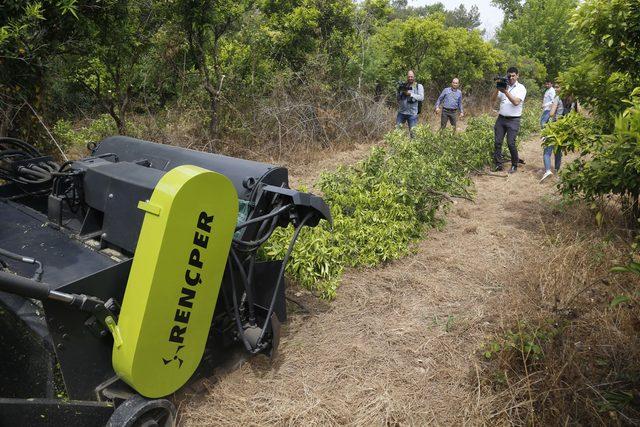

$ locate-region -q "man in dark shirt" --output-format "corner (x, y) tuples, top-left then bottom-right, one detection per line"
(434, 78), (464, 131)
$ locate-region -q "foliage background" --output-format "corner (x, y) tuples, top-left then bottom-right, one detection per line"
(1, 0), (567, 155)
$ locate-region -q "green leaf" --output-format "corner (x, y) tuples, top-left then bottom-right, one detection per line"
(595, 211), (603, 227)
(610, 295), (630, 307)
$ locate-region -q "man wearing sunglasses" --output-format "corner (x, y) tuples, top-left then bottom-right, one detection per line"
(490, 67), (527, 173)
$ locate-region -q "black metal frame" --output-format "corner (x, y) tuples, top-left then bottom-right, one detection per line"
(0, 136), (331, 425)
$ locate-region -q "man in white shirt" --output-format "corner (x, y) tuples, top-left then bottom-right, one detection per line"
(490, 66), (527, 173)
(540, 80), (556, 128)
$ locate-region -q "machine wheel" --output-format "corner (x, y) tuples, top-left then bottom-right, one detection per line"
(107, 394), (176, 427)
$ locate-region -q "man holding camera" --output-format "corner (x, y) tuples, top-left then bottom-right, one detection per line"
(490, 67), (527, 173)
(396, 70), (424, 137)
(434, 78), (464, 131)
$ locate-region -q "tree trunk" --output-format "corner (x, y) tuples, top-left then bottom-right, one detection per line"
(633, 192), (640, 228)
(108, 105), (127, 135)
(202, 77), (218, 139)
(208, 94), (218, 138)
(0, 106), (11, 137)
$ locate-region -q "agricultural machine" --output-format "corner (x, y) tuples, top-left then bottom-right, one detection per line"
(0, 136), (331, 425)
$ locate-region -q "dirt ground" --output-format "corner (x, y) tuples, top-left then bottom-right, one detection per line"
(179, 132), (559, 425)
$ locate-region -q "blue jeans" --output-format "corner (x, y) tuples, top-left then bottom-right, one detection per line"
(543, 145), (562, 171)
(540, 110), (551, 128)
(396, 113), (418, 137)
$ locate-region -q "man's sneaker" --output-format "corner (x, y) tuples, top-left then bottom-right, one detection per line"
(495, 165), (504, 172)
(509, 165), (517, 174)
(540, 170), (553, 183)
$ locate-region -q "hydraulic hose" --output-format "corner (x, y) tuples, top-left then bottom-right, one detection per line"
(235, 204), (293, 231)
(227, 259), (253, 352)
(0, 247), (44, 281)
(0, 137), (40, 157)
(257, 212), (313, 346)
(230, 249), (256, 326)
(233, 213), (280, 249)
(0, 137), (59, 186)
(0, 270), (50, 300)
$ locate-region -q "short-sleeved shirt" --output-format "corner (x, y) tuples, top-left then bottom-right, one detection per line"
(551, 96), (564, 120)
(542, 87), (556, 111)
(498, 82), (527, 117)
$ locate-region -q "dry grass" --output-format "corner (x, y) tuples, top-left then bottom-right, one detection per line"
(475, 199), (640, 425)
(177, 133), (639, 426)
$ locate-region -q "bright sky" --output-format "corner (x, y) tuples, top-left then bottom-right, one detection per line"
(409, 0), (504, 38)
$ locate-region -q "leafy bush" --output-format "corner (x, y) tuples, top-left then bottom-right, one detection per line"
(367, 15), (502, 94)
(264, 112), (537, 298)
(53, 114), (118, 150)
(550, 89), (640, 222)
(559, 0), (640, 120)
(541, 112), (604, 154)
(482, 320), (561, 368)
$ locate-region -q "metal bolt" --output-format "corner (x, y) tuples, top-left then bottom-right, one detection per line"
(61, 333), (69, 340)
(108, 193), (114, 199)
(56, 343), (64, 351)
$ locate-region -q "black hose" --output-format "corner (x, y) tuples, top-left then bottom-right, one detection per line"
(0, 270), (50, 300)
(1, 137), (59, 187)
(227, 259), (253, 352)
(232, 214), (280, 251)
(0, 137), (41, 157)
(246, 255), (257, 325)
(235, 204), (293, 231)
(0, 149), (28, 159)
(58, 160), (75, 172)
(230, 249), (256, 326)
(0, 247), (45, 282)
(257, 212), (313, 345)
(18, 166), (50, 179)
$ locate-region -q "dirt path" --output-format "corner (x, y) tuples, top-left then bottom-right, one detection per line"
(181, 133), (556, 425)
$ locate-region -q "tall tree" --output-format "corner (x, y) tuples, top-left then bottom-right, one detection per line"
(495, 0), (582, 80)
(175, 0), (255, 137)
(0, 0), (79, 137)
(68, 0), (163, 134)
(491, 0), (523, 21)
(445, 5), (481, 30)
(367, 15), (501, 92)
(560, 0), (640, 119)
(390, 2), (445, 20)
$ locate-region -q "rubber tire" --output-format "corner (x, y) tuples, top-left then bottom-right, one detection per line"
(107, 395), (176, 427)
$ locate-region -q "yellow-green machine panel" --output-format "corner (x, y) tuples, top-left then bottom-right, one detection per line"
(112, 165), (238, 398)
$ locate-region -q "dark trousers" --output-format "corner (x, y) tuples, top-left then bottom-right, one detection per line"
(494, 115), (521, 167)
(440, 108), (458, 129)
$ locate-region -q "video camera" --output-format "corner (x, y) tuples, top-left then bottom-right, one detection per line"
(397, 81), (415, 102)
(495, 76), (509, 90)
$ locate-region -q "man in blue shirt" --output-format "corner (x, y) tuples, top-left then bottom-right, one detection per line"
(396, 70), (424, 138)
(434, 78), (464, 131)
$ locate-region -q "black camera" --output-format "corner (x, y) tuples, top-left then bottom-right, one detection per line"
(397, 81), (410, 93)
(397, 81), (415, 102)
(495, 76), (508, 90)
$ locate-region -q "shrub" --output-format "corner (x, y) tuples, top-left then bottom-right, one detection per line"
(264, 111), (537, 298)
(53, 114), (118, 150)
(544, 89), (640, 223)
